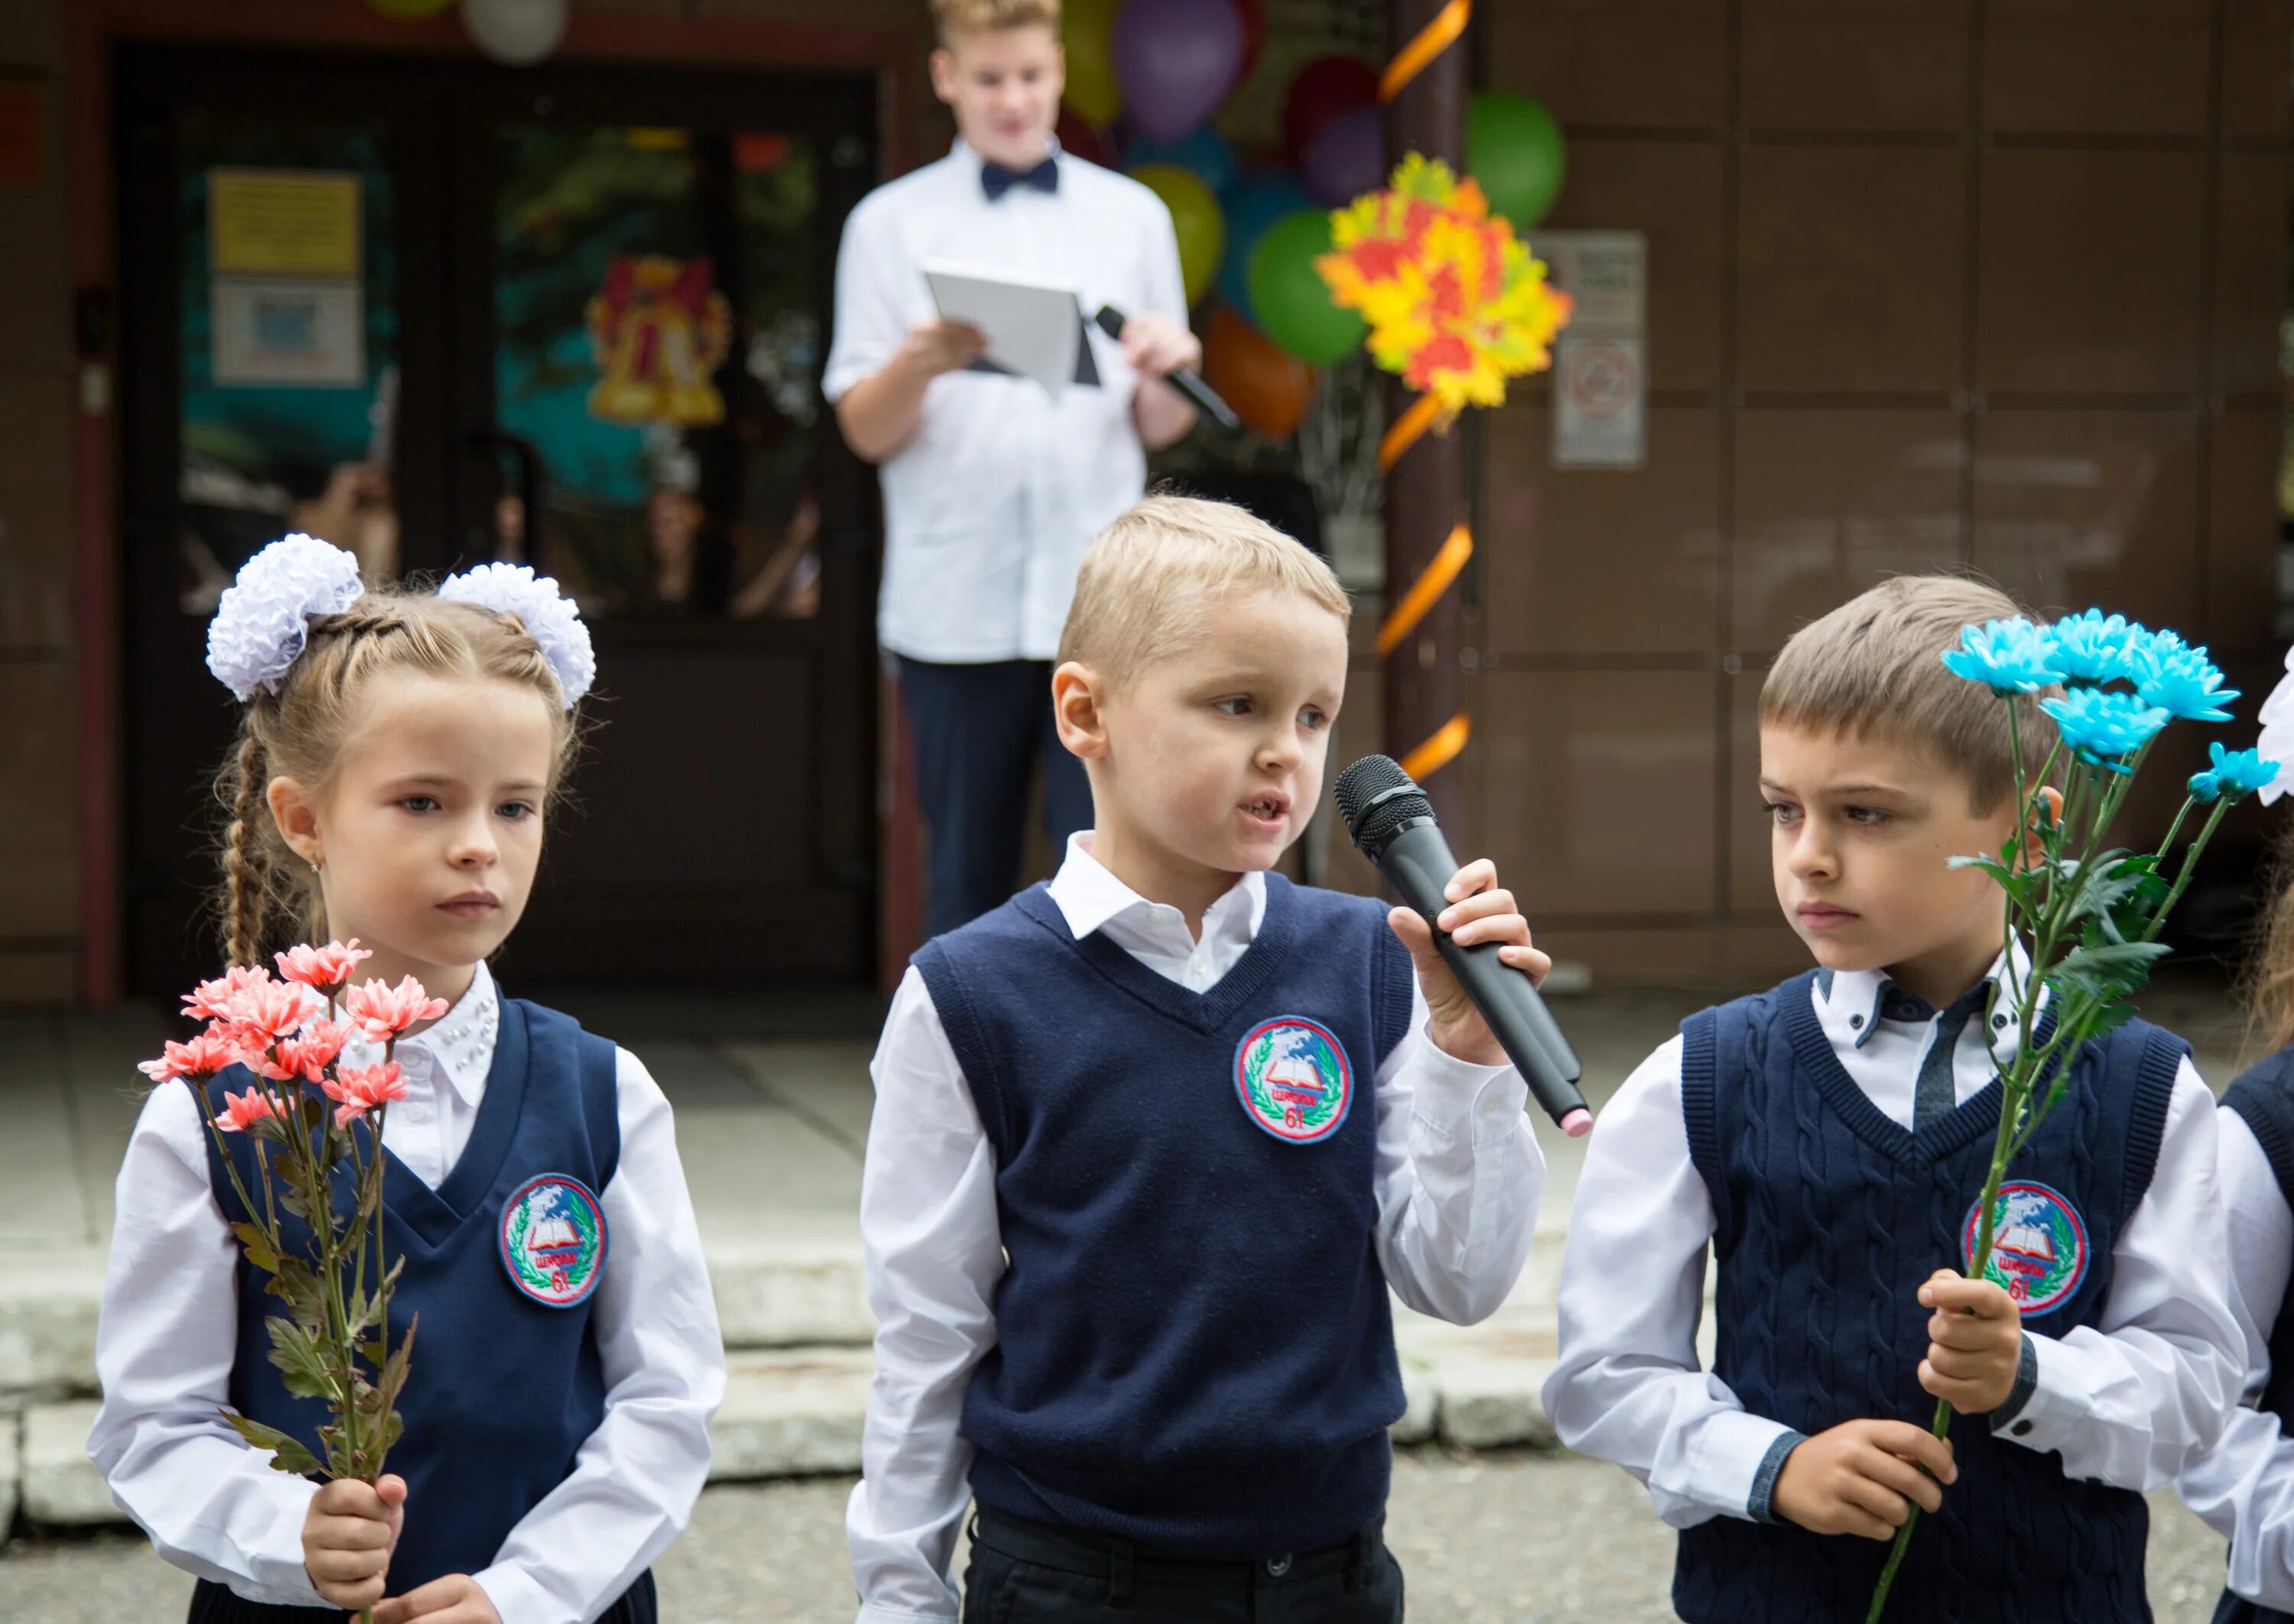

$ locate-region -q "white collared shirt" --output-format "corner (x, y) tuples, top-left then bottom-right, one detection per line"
(2175, 1106), (2294, 1607)
(822, 140), (1188, 664)
(88, 961), (727, 1624)
(1542, 956), (2240, 1529)
(846, 835), (1548, 1624)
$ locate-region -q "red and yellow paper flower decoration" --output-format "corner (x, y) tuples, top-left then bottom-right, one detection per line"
(1314, 154), (1572, 427)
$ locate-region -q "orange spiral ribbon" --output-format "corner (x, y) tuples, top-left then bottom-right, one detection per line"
(1379, 0), (1474, 782)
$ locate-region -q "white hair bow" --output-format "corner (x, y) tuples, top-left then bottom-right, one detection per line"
(2255, 647), (2294, 807)
(437, 562), (596, 707)
(205, 534), (366, 701)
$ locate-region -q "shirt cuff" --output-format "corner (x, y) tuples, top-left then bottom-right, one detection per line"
(1749, 1430), (1808, 1525)
(1992, 1331), (2082, 1452)
(473, 1561), (564, 1624)
(1681, 1408), (1806, 1525)
(856, 1606), (960, 1624)
(1412, 1020), (1530, 1145)
(242, 1482), (331, 1607)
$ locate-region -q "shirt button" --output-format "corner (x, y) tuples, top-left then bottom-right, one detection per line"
(2011, 1420), (2033, 1437)
(1850, 1015), (1863, 1028)
(1266, 1554), (1292, 1577)
(1993, 1014), (2010, 1029)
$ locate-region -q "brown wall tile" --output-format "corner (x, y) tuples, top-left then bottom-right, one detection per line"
(1488, 0), (1730, 132)
(2208, 410), (2283, 656)
(0, 0), (60, 71)
(0, 465), (73, 651)
(1534, 925), (1720, 984)
(1982, 0), (2213, 137)
(1740, 0), (1973, 134)
(1727, 667), (1776, 915)
(0, 76), (68, 378)
(0, 950), (74, 1007)
(1737, 145), (1966, 395)
(0, 658), (76, 937)
(2225, 0), (2294, 141)
(1969, 411), (2201, 627)
(1977, 150), (2206, 396)
(1484, 405), (1722, 657)
(2216, 151), (2289, 399)
(1535, 140), (1728, 394)
(1732, 408), (1966, 651)
(1478, 668), (1717, 918)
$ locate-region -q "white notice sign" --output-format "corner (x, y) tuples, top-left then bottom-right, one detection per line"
(1537, 230), (1647, 469)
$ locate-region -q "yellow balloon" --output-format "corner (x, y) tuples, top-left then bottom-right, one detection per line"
(367, 0), (457, 17)
(1130, 163), (1224, 307)
(1062, 0), (1124, 127)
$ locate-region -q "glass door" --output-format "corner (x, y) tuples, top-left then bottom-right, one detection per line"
(116, 49), (879, 996)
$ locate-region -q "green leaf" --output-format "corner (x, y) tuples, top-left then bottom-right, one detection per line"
(229, 1221), (281, 1275)
(2045, 941), (2171, 1004)
(222, 1411), (323, 1476)
(264, 1315), (338, 1402)
(2084, 1001), (2141, 1038)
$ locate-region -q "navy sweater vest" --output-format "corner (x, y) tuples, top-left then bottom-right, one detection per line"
(915, 875), (1416, 1557)
(2214, 1048), (2294, 1624)
(201, 998), (620, 1596)
(1672, 971), (2182, 1624)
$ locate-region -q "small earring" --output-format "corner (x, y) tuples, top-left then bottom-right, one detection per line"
(307, 856), (323, 875)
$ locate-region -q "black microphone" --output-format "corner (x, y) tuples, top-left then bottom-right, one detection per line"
(1093, 304), (1242, 432)
(1334, 755), (1593, 1138)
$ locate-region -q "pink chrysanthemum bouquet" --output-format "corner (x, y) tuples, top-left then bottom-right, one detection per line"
(140, 941), (442, 1557)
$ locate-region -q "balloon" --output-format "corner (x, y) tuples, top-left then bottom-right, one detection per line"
(1130, 164), (1225, 307)
(1203, 305), (1317, 438)
(1234, 0), (1267, 83)
(1216, 171), (1312, 321)
(367, 0), (455, 16)
(1469, 91), (1566, 229)
(1281, 55), (1379, 166)
(1061, 0), (1124, 127)
(1123, 126), (1237, 196)
(1114, 0), (1244, 144)
(1301, 105), (1383, 206)
(462, 0), (567, 64)
(1247, 209), (1366, 366)
(1056, 107), (1119, 169)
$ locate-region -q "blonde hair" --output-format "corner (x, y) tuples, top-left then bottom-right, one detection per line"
(930, 0), (1058, 47)
(215, 590), (581, 969)
(2247, 829), (2294, 1055)
(1760, 575), (2057, 813)
(1058, 494), (1351, 687)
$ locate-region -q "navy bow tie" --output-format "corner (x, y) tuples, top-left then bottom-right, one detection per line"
(981, 157), (1059, 200)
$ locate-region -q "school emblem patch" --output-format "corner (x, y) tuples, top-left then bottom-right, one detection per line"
(1961, 1180), (2089, 1317)
(499, 1173), (608, 1308)
(1234, 1017), (1353, 1144)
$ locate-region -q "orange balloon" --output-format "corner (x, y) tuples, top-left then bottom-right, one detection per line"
(1202, 306), (1318, 439)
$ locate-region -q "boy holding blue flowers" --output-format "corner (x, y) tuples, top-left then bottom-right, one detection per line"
(1544, 577), (2241, 1623)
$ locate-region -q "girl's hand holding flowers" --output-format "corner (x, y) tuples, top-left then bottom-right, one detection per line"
(373, 1573), (504, 1624)
(301, 1473), (406, 1612)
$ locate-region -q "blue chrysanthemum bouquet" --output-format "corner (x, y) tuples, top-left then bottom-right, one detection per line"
(1865, 611), (2278, 1619)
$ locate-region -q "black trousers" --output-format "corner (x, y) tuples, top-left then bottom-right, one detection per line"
(961, 1507), (1404, 1623)
(897, 656), (1095, 940)
(188, 1570), (657, 1622)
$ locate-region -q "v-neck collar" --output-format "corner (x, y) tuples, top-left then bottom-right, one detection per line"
(1782, 969), (2021, 1164)
(375, 996), (532, 1249)
(1015, 874), (1301, 1034)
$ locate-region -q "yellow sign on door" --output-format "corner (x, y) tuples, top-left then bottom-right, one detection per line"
(210, 169), (362, 278)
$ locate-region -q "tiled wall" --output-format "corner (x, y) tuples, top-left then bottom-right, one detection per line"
(0, 0), (78, 1006)
(1331, 0), (2292, 984)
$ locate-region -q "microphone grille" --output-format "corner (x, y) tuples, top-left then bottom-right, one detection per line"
(1334, 754), (1434, 850)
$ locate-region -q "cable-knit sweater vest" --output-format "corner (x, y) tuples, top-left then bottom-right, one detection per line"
(1672, 971), (2182, 1623)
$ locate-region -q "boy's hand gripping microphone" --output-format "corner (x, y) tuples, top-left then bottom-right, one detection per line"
(1334, 754), (1594, 1138)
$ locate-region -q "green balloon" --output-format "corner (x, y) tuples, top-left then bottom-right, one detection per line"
(1469, 91), (1565, 229)
(1246, 209), (1366, 368)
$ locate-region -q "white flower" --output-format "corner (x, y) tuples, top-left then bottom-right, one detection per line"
(2256, 645), (2294, 806)
(205, 534), (365, 700)
(437, 563), (595, 706)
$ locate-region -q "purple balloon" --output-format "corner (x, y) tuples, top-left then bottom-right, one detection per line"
(1301, 105), (1384, 206)
(1113, 0), (1245, 145)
